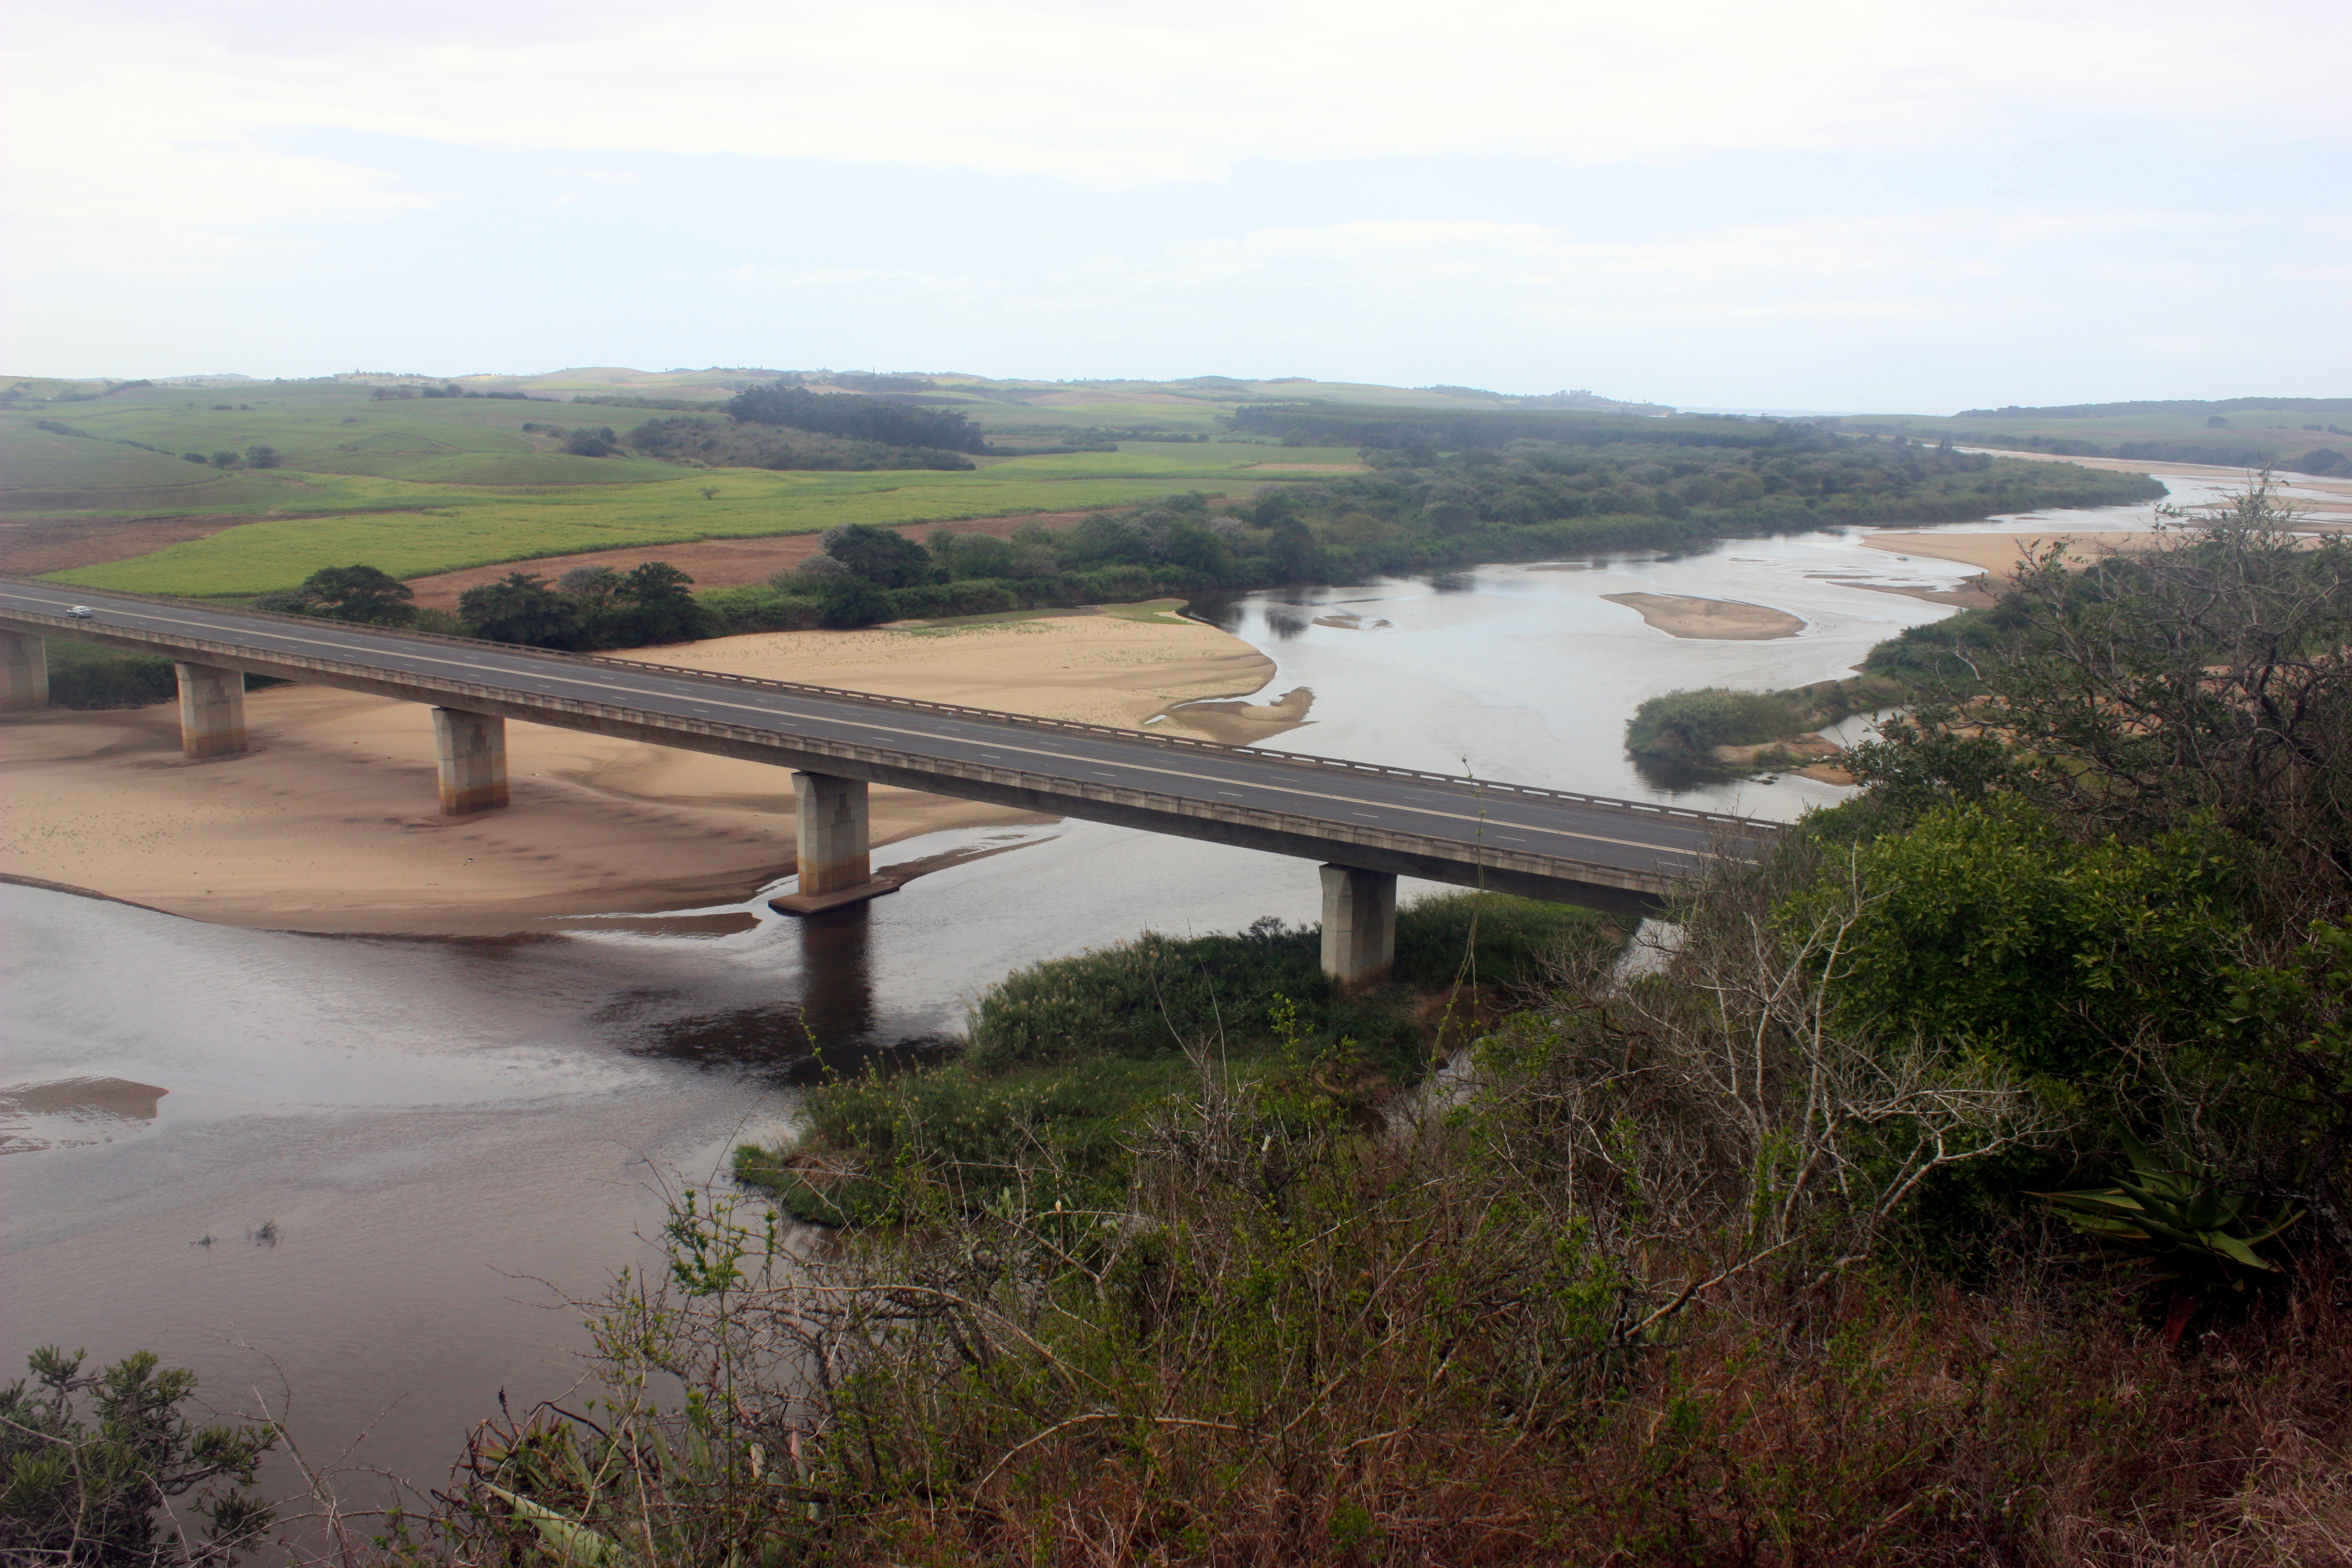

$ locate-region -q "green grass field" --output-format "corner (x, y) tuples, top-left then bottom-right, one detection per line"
(13, 381), (1358, 595)
(9, 370), (1692, 598)
(1841, 401), (2349, 469)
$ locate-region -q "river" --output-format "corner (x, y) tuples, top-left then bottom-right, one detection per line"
(0, 469), (2302, 1505)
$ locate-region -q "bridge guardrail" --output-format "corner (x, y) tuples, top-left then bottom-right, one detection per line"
(0, 602), (1706, 897)
(2, 581), (1779, 837)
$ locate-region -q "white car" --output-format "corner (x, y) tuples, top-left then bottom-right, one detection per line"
(65, 605), (96, 619)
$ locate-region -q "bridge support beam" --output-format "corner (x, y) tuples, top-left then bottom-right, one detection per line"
(1320, 864), (1397, 992)
(772, 771), (898, 914)
(432, 707), (509, 815)
(0, 633), (47, 711)
(175, 662), (247, 759)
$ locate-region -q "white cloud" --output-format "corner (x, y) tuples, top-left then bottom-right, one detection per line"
(10, 0), (2345, 206)
(5, 0), (2343, 395)
(1034, 207), (2311, 321)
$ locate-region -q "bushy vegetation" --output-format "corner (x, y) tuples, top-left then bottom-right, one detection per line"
(1623, 676), (1900, 771)
(456, 559), (710, 650)
(736, 893), (1608, 1225)
(0, 1347), (275, 1565)
(249, 564), (418, 626)
(694, 429), (2155, 636)
(370, 486), (2352, 1566)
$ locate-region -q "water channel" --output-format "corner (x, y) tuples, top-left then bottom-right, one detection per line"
(0, 469), (2302, 1500)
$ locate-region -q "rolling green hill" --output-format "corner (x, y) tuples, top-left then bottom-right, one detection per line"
(0, 376), (1362, 595)
(1842, 398), (2351, 475)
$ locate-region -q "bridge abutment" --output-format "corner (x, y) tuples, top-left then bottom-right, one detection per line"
(0, 633), (47, 711)
(772, 771), (898, 914)
(174, 662), (247, 758)
(432, 708), (509, 815)
(1320, 863), (1397, 991)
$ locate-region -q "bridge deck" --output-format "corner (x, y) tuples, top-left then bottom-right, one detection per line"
(0, 580), (1773, 913)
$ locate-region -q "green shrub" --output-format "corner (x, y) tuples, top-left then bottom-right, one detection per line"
(43, 641), (180, 709)
(697, 585), (822, 634)
(1625, 687), (1808, 758)
(1793, 796), (2250, 1080)
(0, 1347), (275, 1565)
(741, 897), (1618, 1224)
(1391, 890), (1610, 988)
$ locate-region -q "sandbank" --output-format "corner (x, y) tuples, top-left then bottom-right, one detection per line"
(1603, 592), (1804, 640)
(0, 611), (1295, 937)
(1861, 530), (2159, 583)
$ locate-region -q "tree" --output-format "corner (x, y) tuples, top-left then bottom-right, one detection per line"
(818, 576), (895, 629)
(241, 445), (282, 470)
(0, 1347), (274, 1565)
(1875, 481), (2352, 906)
(607, 560), (707, 644)
(459, 572), (579, 647)
(293, 563), (416, 626)
(725, 385), (987, 454)
(208, 451), (237, 468)
(821, 524), (933, 589)
(556, 565), (622, 613)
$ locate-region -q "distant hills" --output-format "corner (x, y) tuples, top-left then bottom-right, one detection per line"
(1957, 397), (2352, 420)
(6, 369), (2344, 476)
(0, 368), (1672, 421)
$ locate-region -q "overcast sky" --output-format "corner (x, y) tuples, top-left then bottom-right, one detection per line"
(6, 0), (2345, 411)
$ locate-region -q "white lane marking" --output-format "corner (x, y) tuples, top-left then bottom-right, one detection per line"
(12, 594), (1708, 859)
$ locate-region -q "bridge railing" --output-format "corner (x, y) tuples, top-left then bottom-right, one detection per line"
(0, 601), (1704, 898)
(4, 582), (1778, 837)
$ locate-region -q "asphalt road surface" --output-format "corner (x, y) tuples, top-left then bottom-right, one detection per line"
(1, 580), (1761, 884)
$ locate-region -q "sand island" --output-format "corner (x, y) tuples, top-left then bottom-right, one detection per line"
(1602, 592), (1805, 640)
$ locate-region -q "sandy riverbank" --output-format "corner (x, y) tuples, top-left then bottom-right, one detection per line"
(0, 609), (1302, 936)
(1860, 530), (2158, 583)
(1602, 592), (1805, 640)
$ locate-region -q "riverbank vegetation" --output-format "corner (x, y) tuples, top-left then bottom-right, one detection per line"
(690, 431), (2157, 635)
(346, 488), (2352, 1566)
(1624, 676), (1901, 774)
(735, 892), (1607, 1226)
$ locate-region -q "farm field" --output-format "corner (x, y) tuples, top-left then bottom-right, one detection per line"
(1841, 398), (2350, 472)
(0, 368), (1687, 597)
(9, 383), (1358, 596)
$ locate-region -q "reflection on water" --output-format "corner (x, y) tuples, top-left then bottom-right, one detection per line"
(620, 908), (957, 1084)
(1257, 603), (1310, 640)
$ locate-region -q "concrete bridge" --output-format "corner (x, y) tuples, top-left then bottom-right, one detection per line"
(0, 579), (1773, 987)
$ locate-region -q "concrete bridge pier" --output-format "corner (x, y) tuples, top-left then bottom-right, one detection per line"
(432, 708), (509, 815)
(772, 771), (899, 914)
(174, 662), (247, 758)
(0, 633), (47, 710)
(1320, 863), (1397, 991)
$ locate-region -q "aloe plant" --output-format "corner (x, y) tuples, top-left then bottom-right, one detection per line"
(2037, 1126), (2301, 1346)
